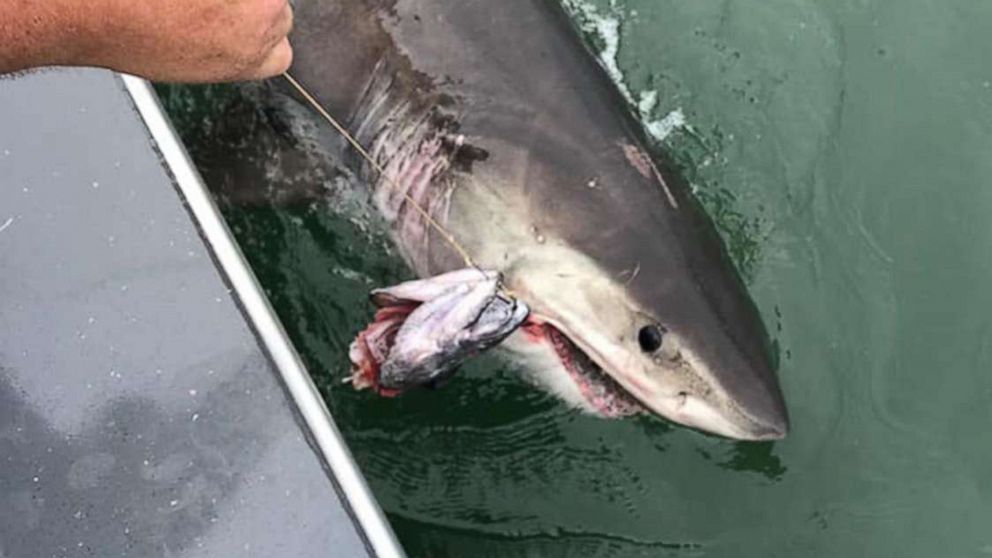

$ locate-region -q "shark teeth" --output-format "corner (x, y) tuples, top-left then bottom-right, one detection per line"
(523, 321), (643, 417)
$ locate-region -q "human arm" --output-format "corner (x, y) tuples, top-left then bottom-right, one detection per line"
(0, 0), (293, 82)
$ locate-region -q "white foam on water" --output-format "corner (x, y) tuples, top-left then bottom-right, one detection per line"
(561, 0), (687, 142)
(646, 107), (687, 141)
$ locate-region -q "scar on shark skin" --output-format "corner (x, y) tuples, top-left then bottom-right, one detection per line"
(0, 217), (13, 234)
(617, 262), (641, 285)
(619, 143), (679, 209)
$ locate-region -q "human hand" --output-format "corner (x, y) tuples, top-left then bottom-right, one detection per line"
(73, 0), (294, 82)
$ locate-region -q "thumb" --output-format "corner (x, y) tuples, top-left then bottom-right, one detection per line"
(248, 37), (293, 80)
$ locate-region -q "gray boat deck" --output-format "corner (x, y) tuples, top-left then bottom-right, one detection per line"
(0, 68), (402, 558)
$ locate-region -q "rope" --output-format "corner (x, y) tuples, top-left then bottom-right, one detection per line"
(281, 72), (480, 271)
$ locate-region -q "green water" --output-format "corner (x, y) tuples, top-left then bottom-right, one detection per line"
(161, 1), (992, 555)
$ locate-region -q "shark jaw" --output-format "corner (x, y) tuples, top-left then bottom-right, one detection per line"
(507, 314), (787, 442)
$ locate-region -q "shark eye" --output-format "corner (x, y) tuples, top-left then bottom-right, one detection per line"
(638, 324), (665, 353)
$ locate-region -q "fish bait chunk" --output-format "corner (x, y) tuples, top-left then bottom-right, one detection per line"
(349, 269), (529, 395)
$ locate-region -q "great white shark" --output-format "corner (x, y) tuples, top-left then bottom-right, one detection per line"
(285, 0), (789, 440)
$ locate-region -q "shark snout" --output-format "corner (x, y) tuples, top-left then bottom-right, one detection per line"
(713, 367), (790, 441)
(742, 397), (789, 440)
(668, 389), (788, 441)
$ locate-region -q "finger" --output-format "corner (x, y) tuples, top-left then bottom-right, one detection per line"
(247, 36), (293, 79)
(271, 3), (294, 40)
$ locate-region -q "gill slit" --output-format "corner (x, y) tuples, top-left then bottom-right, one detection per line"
(281, 72), (504, 288)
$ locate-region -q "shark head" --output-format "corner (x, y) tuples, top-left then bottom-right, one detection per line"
(459, 133), (790, 441)
(504, 238), (788, 440)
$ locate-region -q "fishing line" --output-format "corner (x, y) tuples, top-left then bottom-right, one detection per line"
(281, 72), (481, 274)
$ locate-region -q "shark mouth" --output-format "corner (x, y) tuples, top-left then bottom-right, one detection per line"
(348, 305), (644, 417)
(520, 321), (644, 417)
